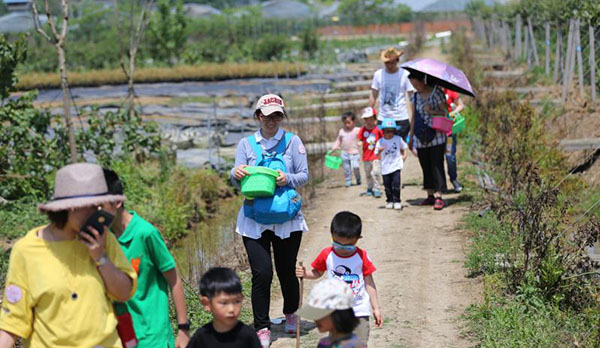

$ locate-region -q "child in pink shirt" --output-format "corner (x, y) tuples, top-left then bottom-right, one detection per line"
(332, 111), (361, 187)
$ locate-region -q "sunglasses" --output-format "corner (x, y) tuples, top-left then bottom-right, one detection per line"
(261, 113), (284, 121)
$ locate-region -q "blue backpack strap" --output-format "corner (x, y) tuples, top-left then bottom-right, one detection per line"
(247, 134), (264, 164)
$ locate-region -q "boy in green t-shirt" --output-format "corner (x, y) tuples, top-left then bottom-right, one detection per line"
(103, 169), (190, 348)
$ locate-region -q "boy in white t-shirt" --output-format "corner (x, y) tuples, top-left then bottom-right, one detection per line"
(296, 211), (382, 345)
(375, 118), (408, 210)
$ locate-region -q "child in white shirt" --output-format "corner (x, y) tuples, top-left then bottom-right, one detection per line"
(375, 118), (408, 210)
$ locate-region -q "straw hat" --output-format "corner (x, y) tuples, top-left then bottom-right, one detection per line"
(38, 163), (125, 212)
(380, 47), (403, 62)
(297, 278), (354, 321)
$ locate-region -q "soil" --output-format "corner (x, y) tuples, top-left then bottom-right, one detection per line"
(260, 43), (482, 348)
(267, 157), (481, 348)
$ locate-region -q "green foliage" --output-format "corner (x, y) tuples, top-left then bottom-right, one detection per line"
(253, 34), (291, 61)
(0, 35), (26, 100)
(147, 0), (188, 65)
(466, 282), (600, 347)
(338, 0), (412, 25)
(110, 160), (234, 244)
(0, 92), (70, 200)
(301, 26), (319, 59)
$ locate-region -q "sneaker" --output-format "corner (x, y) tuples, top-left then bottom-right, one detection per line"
(364, 189), (374, 196)
(257, 328), (271, 348)
(373, 189), (382, 198)
(394, 202), (402, 210)
(356, 179), (362, 186)
(434, 198), (445, 210)
(452, 180), (463, 193)
(345, 181), (352, 187)
(385, 202), (393, 209)
(418, 195), (436, 206)
(284, 313), (298, 334)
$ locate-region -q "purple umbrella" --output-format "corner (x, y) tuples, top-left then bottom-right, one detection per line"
(401, 58), (476, 97)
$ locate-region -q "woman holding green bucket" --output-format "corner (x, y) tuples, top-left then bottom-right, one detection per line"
(230, 94), (309, 348)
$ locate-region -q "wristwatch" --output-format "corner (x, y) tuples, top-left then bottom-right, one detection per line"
(178, 321), (191, 331)
(95, 255), (108, 267)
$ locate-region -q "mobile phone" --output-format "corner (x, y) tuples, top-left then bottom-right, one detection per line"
(80, 209), (114, 237)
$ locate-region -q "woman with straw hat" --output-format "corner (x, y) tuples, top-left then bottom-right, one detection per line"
(369, 47), (416, 140)
(0, 163), (138, 348)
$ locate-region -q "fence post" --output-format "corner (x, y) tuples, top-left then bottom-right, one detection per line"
(553, 24), (562, 84)
(524, 23), (530, 64)
(545, 22), (551, 74)
(562, 19), (575, 103)
(575, 19), (585, 97)
(505, 21), (513, 59)
(515, 15), (522, 59)
(590, 24), (596, 103)
(527, 17), (540, 66)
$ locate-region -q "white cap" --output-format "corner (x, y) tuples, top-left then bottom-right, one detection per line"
(296, 278), (354, 321)
(361, 107), (376, 119)
(255, 94), (285, 116)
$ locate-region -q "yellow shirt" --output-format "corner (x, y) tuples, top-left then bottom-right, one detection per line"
(0, 225), (138, 348)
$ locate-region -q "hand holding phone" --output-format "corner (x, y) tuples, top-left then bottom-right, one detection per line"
(79, 208), (114, 262)
(80, 209), (114, 237)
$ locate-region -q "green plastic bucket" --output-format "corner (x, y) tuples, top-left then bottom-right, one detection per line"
(451, 113), (466, 135)
(241, 166), (279, 198)
(324, 151), (343, 170)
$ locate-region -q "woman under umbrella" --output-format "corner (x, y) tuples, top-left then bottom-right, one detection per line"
(407, 71), (450, 210)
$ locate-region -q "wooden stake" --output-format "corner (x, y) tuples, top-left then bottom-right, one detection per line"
(553, 24), (562, 84)
(527, 17), (540, 66)
(516, 15), (522, 59)
(296, 261), (303, 348)
(545, 22), (551, 74)
(590, 24), (596, 103)
(562, 19), (574, 102)
(575, 19), (585, 97)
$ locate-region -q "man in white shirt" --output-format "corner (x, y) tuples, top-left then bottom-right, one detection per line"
(369, 47), (415, 139)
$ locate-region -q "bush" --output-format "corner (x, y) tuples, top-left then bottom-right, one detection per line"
(253, 34), (291, 61)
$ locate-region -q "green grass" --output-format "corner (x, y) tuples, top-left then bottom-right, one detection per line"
(465, 286), (600, 348)
(168, 95), (214, 106)
(0, 199), (48, 241)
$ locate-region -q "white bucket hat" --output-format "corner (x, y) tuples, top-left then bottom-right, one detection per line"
(38, 163), (125, 212)
(296, 278), (354, 321)
(254, 94), (285, 116)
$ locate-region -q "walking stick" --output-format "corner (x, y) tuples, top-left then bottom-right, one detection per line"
(296, 261), (304, 348)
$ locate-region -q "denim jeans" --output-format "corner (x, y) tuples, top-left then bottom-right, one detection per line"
(341, 152), (361, 185)
(445, 134), (458, 182)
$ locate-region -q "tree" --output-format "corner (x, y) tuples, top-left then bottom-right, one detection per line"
(114, 0), (155, 118)
(32, 0), (77, 162)
(147, 0), (187, 65)
(0, 35), (26, 102)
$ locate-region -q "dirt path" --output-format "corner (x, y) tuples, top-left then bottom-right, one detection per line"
(267, 156), (480, 348)
(268, 46), (481, 347)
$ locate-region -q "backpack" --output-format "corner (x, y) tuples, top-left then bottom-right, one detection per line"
(412, 93), (436, 145)
(243, 131), (302, 224)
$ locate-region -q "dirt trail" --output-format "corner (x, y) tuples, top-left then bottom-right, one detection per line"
(268, 46), (481, 347)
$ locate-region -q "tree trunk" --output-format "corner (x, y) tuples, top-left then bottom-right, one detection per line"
(57, 42), (77, 162)
(590, 24), (596, 103)
(553, 25), (562, 84)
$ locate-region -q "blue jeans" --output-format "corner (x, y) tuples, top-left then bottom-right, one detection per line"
(341, 152), (361, 185)
(445, 134), (458, 182)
